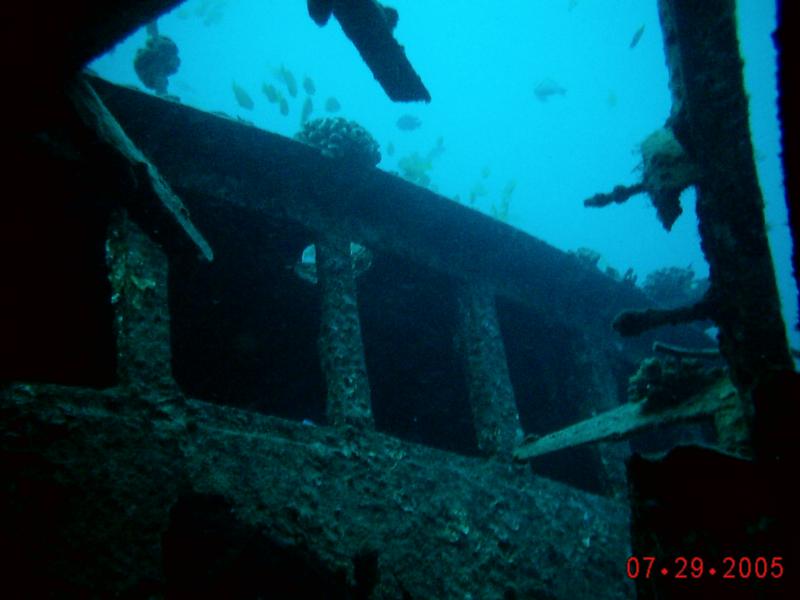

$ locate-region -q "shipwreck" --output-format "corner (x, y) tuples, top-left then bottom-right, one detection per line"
(1, 1), (797, 598)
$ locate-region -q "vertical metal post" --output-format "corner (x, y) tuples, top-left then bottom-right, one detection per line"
(658, 0), (793, 450)
(456, 282), (522, 458)
(106, 209), (176, 394)
(316, 236), (374, 429)
(576, 332), (630, 497)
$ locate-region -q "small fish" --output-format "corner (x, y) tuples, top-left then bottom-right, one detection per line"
(275, 65), (298, 97)
(279, 97), (289, 116)
(481, 165), (491, 179)
(386, 141), (395, 157)
(426, 136), (445, 161)
(301, 96), (313, 123)
(325, 96), (341, 113)
(502, 180), (517, 200)
(231, 81), (254, 110)
(261, 83), (281, 103)
(606, 90), (618, 107)
(303, 76), (316, 95)
(534, 78), (566, 102)
(396, 114), (421, 131)
(629, 24), (645, 49)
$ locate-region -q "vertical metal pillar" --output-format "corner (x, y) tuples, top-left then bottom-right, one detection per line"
(658, 0), (793, 450)
(316, 236), (374, 429)
(106, 209), (176, 394)
(456, 282), (522, 458)
(577, 332), (630, 498)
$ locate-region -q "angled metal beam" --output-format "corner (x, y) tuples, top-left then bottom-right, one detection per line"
(513, 378), (738, 461)
(70, 77), (213, 261)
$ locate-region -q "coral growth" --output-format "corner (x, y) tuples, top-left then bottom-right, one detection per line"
(295, 117), (380, 167)
(643, 266), (709, 308)
(628, 356), (724, 413)
(583, 126), (696, 231)
(570, 247), (602, 269)
(568, 248), (636, 285)
(640, 127), (697, 230)
(133, 34), (180, 95)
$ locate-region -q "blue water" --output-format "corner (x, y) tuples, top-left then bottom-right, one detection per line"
(91, 0), (797, 351)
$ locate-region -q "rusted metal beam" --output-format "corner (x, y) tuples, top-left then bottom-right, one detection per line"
(69, 77), (213, 262)
(310, 0), (431, 102)
(513, 378), (738, 461)
(657, 0), (793, 450)
(658, 0), (792, 385)
(625, 7), (799, 596)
